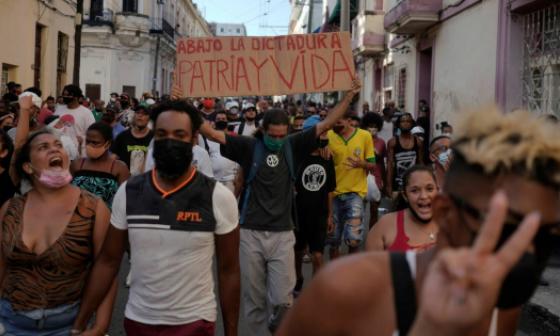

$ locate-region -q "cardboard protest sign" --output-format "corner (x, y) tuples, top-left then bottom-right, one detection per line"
(173, 32), (355, 97)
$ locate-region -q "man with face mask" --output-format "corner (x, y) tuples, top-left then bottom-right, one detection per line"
(54, 84), (95, 155)
(111, 106), (153, 176)
(72, 100), (240, 336)
(235, 103), (258, 136)
(198, 111), (240, 193)
(386, 113), (424, 197)
(278, 106), (560, 336)
(293, 115), (336, 295)
(200, 80), (361, 335)
(429, 135), (452, 189)
(327, 111), (376, 258)
(225, 101), (241, 132)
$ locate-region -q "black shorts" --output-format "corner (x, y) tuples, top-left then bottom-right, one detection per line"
(294, 206), (327, 253)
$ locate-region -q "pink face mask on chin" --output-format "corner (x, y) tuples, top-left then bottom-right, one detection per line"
(35, 167), (73, 188)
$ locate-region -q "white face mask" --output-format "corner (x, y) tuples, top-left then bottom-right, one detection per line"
(437, 149), (452, 166)
(368, 127), (378, 136)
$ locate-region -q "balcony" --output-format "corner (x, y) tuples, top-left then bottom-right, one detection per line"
(384, 0), (443, 35)
(115, 12), (151, 35)
(352, 13), (385, 56)
(83, 9), (114, 34)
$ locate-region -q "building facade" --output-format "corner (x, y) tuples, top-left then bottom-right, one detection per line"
(0, 0), (76, 97)
(382, 0), (560, 135)
(80, 0), (212, 101)
(209, 23), (248, 36)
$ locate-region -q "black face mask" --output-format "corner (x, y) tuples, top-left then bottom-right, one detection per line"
(245, 116), (256, 122)
(121, 101), (130, 109)
(62, 96), (74, 105)
(318, 139), (329, 148)
(153, 139), (193, 180)
(2, 125), (12, 133)
(215, 120), (228, 130)
(495, 228), (553, 309)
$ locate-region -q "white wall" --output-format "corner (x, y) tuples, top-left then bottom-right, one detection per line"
(391, 39), (417, 114)
(432, 0), (499, 129)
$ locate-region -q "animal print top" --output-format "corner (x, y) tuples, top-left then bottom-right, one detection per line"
(1, 190), (96, 311)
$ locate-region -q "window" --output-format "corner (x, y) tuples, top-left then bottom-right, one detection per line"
(90, 0), (103, 19)
(521, 3), (560, 116)
(397, 67), (406, 109)
(220, 28), (224, 33)
(85, 84), (101, 101)
(123, 0), (138, 13)
(1, 64), (17, 94)
(236, 28), (240, 33)
(122, 86), (136, 99)
(34, 24), (45, 90)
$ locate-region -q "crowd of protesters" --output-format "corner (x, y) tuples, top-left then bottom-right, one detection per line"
(0, 79), (558, 336)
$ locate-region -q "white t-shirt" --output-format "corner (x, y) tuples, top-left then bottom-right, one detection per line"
(144, 141), (214, 178)
(111, 181), (238, 325)
(54, 105), (95, 154)
(199, 135), (238, 182)
(379, 120), (395, 144)
(234, 121), (257, 136)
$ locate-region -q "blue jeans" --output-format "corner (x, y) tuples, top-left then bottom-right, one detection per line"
(328, 192), (365, 248)
(0, 299), (79, 336)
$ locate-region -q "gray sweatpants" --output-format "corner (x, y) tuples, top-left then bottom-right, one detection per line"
(240, 229), (296, 336)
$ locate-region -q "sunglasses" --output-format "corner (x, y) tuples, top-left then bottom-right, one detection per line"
(448, 193), (559, 242)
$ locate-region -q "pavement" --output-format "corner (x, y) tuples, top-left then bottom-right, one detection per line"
(517, 246), (560, 336)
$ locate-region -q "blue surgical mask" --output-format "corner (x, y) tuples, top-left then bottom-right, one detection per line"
(438, 149), (452, 166)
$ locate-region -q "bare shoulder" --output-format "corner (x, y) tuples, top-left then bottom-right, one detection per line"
(114, 159), (128, 171)
(377, 212), (397, 229)
(310, 252), (390, 308)
(279, 252), (392, 335)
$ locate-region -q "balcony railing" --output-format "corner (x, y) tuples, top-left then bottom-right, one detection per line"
(84, 9), (114, 29)
(384, 0), (443, 34)
(162, 19), (175, 39)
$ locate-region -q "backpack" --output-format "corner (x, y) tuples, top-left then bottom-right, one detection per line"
(239, 139), (296, 225)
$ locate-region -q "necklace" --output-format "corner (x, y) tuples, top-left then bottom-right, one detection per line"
(409, 220), (437, 241)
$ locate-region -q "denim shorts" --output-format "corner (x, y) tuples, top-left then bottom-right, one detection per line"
(0, 299), (79, 336)
(327, 192), (365, 248)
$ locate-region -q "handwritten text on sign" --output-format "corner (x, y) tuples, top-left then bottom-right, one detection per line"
(174, 32), (355, 97)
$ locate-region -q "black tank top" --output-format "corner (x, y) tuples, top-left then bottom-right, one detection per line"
(393, 136), (420, 190)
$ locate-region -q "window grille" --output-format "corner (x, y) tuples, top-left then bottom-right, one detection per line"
(521, 4), (560, 116)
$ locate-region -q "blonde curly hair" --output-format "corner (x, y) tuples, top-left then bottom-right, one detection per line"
(451, 106), (560, 189)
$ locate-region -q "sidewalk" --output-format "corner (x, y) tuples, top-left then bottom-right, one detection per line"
(518, 247), (560, 336)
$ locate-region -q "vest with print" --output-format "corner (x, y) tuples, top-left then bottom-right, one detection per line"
(125, 171), (217, 232)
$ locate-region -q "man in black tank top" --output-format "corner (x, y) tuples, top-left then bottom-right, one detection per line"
(277, 107), (560, 336)
(386, 113), (424, 197)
